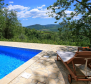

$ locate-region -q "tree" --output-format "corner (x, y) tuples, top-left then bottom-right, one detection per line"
(47, 0), (91, 45)
(0, 10), (5, 38)
(2, 8), (22, 39)
(0, 0), (5, 38)
(0, 0), (9, 39)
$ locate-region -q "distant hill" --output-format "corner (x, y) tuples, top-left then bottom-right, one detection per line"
(26, 24), (63, 32)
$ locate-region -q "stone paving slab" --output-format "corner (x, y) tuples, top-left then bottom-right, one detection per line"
(0, 41), (90, 84)
(9, 52), (90, 84)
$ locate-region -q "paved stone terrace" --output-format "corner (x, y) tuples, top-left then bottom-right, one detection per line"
(0, 41), (90, 84)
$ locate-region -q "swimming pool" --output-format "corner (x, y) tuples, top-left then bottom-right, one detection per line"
(0, 45), (42, 79)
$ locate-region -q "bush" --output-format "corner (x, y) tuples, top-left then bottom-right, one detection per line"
(19, 33), (26, 40)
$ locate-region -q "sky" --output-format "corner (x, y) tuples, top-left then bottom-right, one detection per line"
(4, 0), (80, 26)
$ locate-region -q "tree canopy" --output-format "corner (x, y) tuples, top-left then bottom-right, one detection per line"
(47, 0), (91, 44)
(0, 0), (23, 39)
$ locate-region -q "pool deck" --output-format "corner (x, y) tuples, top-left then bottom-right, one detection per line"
(0, 41), (90, 84)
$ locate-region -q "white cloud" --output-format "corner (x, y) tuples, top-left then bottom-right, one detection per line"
(6, 4), (81, 20)
(7, 5), (30, 11)
(37, 5), (45, 9)
(51, 6), (60, 9)
(9, 1), (14, 3)
(65, 10), (74, 14)
(73, 16), (80, 20)
(7, 4), (52, 19)
(64, 10), (80, 19)
(42, 5), (46, 7)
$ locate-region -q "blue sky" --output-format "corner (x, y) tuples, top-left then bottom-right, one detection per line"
(4, 0), (80, 26)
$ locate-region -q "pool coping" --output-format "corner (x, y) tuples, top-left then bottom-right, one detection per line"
(0, 50), (45, 84)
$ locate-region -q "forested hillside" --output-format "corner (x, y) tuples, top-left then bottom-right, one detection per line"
(26, 24), (62, 32)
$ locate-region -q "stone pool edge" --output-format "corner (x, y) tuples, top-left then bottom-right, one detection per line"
(0, 50), (45, 84)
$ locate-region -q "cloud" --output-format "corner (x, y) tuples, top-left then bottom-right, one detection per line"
(7, 5), (30, 11)
(9, 1), (14, 3)
(65, 10), (74, 14)
(7, 4), (52, 19)
(51, 6), (60, 9)
(6, 4), (80, 20)
(64, 10), (80, 19)
(73, 16), (80, 20)
(37, 5), (45, 9)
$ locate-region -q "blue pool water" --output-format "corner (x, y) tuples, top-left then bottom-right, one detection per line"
(0, 45), (42, 79)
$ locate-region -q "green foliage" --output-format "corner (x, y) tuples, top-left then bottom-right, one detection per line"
(0, 0), (22, 39)
(0, 0), (90, 47)
(0, 27), (90, 47)
(47, 0), (91, 44)
(2, 9), (22, 39)
(0, 0), (5, 38)
(19, 33), (26, 40)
